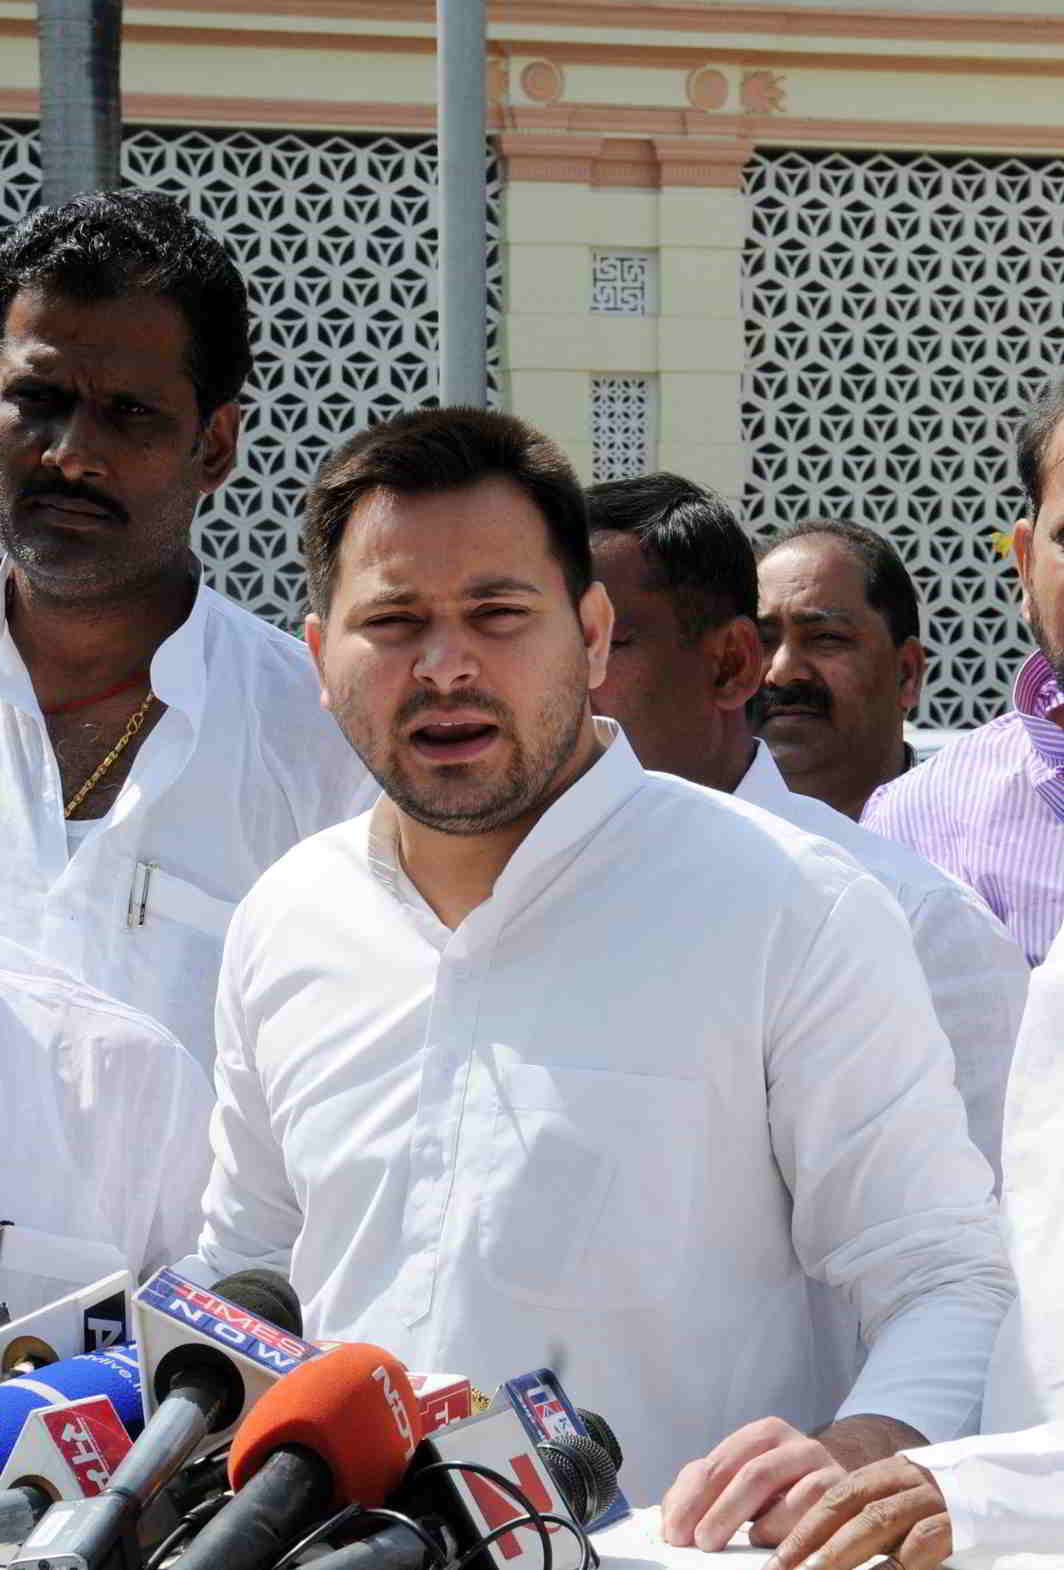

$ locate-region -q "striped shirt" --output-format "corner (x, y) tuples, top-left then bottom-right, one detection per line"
(862, 650), (1064, 966)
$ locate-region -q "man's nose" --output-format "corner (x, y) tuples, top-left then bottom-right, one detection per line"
(412, 624), (480, 691)
(763, 636), (811, 689)
(40, 405), (109, 483)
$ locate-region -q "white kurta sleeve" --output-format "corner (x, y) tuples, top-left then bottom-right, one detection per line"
(905, 883), (1028, 1188)
(766, 869), (1015, 1444)
(195, 901), (304, 1281)
(904, 1424), (1064, 1557)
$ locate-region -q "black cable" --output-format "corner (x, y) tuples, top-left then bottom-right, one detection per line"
(415, 1457), (598, 1570)
(414, 1459), (552, 1570)
(270, 1502), (366, 1570)
(271, 1504), (449, 1570)
(144, 1492), (232, 1570)
(450, 1511), (591, 1570)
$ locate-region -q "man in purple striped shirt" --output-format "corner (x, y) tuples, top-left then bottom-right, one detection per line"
(863, 381), (1064, 967)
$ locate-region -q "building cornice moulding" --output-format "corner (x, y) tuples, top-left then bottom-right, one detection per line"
(119, 1), (1064, 52)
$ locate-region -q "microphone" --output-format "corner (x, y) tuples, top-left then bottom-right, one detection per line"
(300, 1433), (615, 1570)
(0, 1345), (143, 1469)
(0, 1273), (132, 1382)
(486, 1369), (629, 1532)
(9, 1268), (307, 1570)
(170, 1343), (421, 1570)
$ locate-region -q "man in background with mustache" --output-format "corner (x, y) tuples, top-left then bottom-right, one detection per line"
(756, 521), (926, 820)
(0, 190), (375, 1078)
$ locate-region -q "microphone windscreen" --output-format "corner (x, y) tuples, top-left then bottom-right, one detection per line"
(228, 1344), (420, 1508)
(0, 1345), (142, 1467)
(210, 1271), (302, 1337)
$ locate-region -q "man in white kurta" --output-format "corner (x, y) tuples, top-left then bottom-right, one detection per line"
(0, 936), (214, 1318)
(194, 408), (1012, 1513)
(759, 926), (1064, 1570)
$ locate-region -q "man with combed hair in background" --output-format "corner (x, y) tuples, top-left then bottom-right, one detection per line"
(756, 520), (926, 820)
(863, 379), (1064, 966)
(0, 191), (376, 1078)
(586, 472), (1026, 1545)
(192, 407), (1011, 1532)
(587, 472), (1026, 1186)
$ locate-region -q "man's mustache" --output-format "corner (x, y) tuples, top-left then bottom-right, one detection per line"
(395, 687), (511, 729)
(20, 476), (128, 525)
(760, 680), (832, 721)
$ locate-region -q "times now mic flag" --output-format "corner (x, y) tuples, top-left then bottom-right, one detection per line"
(134, 1269), (321, 1456)
(0, 1396), (130, 1500)
(491, 1369), (629, 1531)
(412, 1407), (583, 1570)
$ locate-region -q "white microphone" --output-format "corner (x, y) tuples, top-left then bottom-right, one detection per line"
(0, 1272), (131, 1381)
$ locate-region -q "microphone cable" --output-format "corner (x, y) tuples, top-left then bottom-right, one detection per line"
(269, 1458), (595, 1570)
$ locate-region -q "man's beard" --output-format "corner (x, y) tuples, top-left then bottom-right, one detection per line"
(340, 678), (590, 837)
(1028, 597), (1064, 693)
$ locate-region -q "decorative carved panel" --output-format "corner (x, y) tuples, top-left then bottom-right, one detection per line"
(743, 147), (1059, 728)
(592, 375), (655, 481)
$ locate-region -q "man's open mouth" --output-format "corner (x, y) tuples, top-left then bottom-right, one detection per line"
(409, 719), (501, 760)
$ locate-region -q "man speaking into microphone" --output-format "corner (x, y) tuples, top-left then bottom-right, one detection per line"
(190, 408), (1012, 1531)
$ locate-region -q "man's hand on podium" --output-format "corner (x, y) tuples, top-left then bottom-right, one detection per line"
(762, 1454), (952, 1570)
(660, 1414), (929, 1555)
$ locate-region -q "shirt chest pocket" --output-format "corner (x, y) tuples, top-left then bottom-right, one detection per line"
(131, 864), (235, 941)
(477, 1063), (700, 1313)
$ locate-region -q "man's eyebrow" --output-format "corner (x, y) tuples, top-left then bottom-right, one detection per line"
(359, 577), (543, 610)
(757, 608), (857, 628)
(464, 576), (542, 598)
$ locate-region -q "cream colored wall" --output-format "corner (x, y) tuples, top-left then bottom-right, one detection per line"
(503, 182), (746, 499)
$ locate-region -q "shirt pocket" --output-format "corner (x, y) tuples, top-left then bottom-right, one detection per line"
(133, 865), (235, 942)
(477, 1062), (699, 1313)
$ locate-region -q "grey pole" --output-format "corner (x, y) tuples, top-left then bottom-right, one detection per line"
(436, 0), (487, 408)
(37, 0), (124, 206)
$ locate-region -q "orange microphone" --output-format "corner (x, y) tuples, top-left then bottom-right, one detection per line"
(176, 1344), (422, 1570)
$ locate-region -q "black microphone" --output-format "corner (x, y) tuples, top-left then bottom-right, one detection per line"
(282, 1439), (614, 1570)
(575, 1410), (622, 1474)
(9, 1269), (302, 1570)
(537, 1434), (618, 1527)
(171, 1343), (422, 1570)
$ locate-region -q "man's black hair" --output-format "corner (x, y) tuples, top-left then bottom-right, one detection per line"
(304, 406), (591, 617)
(586, 472), (757, 642)
(0, 189), (251, 416)
(1016, 377), (1064, 517)
(757, 519), (921, 646)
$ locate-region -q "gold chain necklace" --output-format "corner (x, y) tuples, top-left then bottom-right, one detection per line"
(64, 691), (156, 819)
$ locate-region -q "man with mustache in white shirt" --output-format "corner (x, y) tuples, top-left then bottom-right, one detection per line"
(193, 407), (1012, 1530)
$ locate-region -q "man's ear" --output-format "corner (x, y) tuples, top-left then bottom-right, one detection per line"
(582, 580), (614, 691)
(304, 614), (333, 712)
(1013, 518), (1035, 621)
(897, 636), (926, 713)
(198, 400), (241, 493)
(707, 616), (764, 712)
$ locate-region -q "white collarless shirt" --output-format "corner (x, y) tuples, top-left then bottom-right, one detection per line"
(196, 723), (1011, 1504)
(737, 741), (1028, 1181)
(901, 926), (1064, 1561)
(0, 559), (377, 1074)
(0, 935), (214, 1318)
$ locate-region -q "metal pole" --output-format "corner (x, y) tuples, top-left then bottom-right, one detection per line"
(436, 0), (487, 408)
(37, 0), (124, 206)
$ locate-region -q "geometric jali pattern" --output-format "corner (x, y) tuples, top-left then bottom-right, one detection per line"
(0, 122), (501, 631)
(742, 147), (1058, 729)
(591, 375), (654, 481)
(591, 251), (654, 316)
